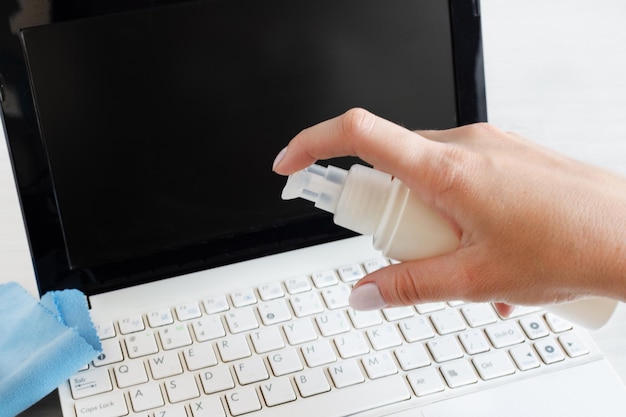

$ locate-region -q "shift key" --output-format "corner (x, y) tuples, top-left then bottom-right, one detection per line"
(75, 391), (128, 417)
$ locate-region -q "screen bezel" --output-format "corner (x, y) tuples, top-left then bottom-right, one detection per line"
(3, 0), (487, 296)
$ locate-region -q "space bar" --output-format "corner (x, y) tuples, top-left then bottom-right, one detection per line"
(258, 375), (411, 416)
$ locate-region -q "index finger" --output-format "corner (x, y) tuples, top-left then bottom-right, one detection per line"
(272, 108), (442, 182)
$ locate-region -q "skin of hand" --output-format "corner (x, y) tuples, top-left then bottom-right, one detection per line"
(272, 108), (626, 315)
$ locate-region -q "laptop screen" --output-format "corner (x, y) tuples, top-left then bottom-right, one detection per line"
(14, 0), (486, 295)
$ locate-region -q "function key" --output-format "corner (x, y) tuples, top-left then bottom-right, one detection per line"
(311, 270), (339, 288)
(94, 321), (116, 340)
(337, 264), (365, 282)
(258, 282), (285, 301)
(285, 276), (312, 294)
(363, 258), (389, 273)
(118, 315), (145, 334)
(203, 294), (229, 314)
(175, 302), (202, 321)
(231, 288), (258, 308)
(147, 309), (174, 328)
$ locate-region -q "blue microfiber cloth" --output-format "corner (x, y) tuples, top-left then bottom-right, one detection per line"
(0, 282), (101, 417)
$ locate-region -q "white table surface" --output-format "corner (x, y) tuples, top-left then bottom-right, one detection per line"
(3, 0), (626, 415)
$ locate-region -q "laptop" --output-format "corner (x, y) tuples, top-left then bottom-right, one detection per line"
(3, 0), (626, 415)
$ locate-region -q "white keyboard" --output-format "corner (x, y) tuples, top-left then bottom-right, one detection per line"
(64, 257), (594, 417)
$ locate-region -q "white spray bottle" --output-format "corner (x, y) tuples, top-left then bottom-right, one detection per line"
(281, 163), (617, 329)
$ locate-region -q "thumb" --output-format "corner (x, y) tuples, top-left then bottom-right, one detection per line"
(348, 255), (468, 310)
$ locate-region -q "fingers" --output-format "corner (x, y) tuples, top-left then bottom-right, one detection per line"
(494, 302), (515, 318)
(348, 258), (517, 316)
(349, 255), (469, 308)
(272, 108), (441, 180)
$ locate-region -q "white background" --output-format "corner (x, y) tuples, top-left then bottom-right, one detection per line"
(2, 0), (625, 414)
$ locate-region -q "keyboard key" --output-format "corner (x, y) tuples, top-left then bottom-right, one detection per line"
(225, 386), (262, 416)
(118, 315), (145, 334)
(129, 382), (165, 412)
(301, 339), (337, 367)
(337, 264), (365, 282)
(535, 338), (566, 364)
(225, 307), (259, 334)
(510, 344), (541, 371)
(415, 302), (446, 314)
(284, 276), (311, 294)
(398, 316), (435, 342)
(363, 258), (389, 273)
(440, 359), (478, 388)
(113, 360), (149, 388)
(311, 270), (339, 288)
(164, 373), (200, 403)
(316, 311), (351, 336)
(175, 302), (202, 321)
(294, 368), (331, 397)
(233, 357), (269, 385)
(260, 377), (297, 406)
(519, 314), (550, 339)
(545, 313), (573, 333)
(183, 342), (218, 371)
(290, 292), (324, 317)
(93, 338), (124, 367)
(427, 336), (464, 363)
(257, 299), (292, 326)
(472, 350), (516, 380)
(250, 326), (285, 353)
(430, 309), (466, 335)
(188, 396), (226, 417)
(217, 334), (251, 362)
(70, 367), (113, 400)
(334, 332), (370, 359)
(148, 351), (183, 379)
(94, 321), (116, 340)
(199, 365), (235, 394)
(407, 367), (445, 396)
(74, 391), (127, 417)
(321, 285), (351, 310)
(267, 348), (304, 376)
(258, 282), (285, 301)
(203, 295), (229, 314)
(191, 315), (226, 342)
(283, 319), (318, 345)
(230, 288), (257, 308)
(559, 333), (589, 358)
(395, 344), (431, 371)
(485, 321), (525, 348)
(460, 303), (498, 328)
(159, 323), (193, 350)
(459, 329), (491, 355)
(348, 309), (383, 329)
(382, 306), (415, 321)
(366, 324), (402, 351)
(153, 405), (187, 417)
(328, 359), (365, 388)
(125, 331), (159, 358)
(361, 352), (398, 379)
(147, 309), (174, 328)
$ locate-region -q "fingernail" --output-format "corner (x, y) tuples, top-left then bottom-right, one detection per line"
(349, 283), (387, 310)
(272, 146), (288, 171)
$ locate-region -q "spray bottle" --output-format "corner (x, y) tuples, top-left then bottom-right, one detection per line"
(281, 163), (617, 329)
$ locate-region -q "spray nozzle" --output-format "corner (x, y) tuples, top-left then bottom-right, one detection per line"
(281, 164), (349, 213)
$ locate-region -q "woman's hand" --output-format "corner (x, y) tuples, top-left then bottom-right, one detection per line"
(273, 108), (626, 313)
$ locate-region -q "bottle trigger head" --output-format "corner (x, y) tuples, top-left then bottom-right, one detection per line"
(281, 164), (348, 213)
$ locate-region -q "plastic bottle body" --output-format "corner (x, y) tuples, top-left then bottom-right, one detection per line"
(282, 163), (617, 328)
(369, 179), (459, 261)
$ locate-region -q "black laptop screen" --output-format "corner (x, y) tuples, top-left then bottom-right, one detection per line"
(17, 0), (486, 293)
